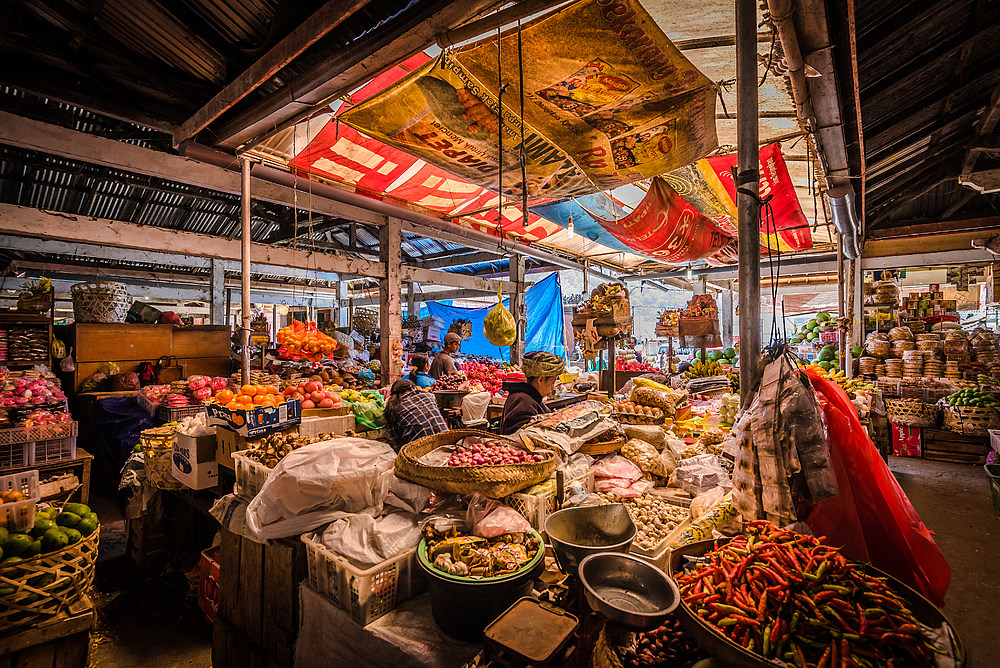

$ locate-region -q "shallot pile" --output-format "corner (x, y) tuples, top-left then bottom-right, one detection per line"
(446, 440), (547, 467)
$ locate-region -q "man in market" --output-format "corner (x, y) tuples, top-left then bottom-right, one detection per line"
(384, 379), (448, 452)
(429, 332), (461, 378)
(499, 350), (566, 435)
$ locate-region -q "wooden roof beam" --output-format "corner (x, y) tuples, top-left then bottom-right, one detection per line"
(960, 84), (1000, 181)
(173, 0), (374, 147)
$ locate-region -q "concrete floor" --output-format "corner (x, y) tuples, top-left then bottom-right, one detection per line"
(890, 456), (1000, 665)
(81, 457), (998, 667)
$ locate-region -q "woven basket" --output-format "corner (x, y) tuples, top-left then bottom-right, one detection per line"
(943, 405), (999, 436)
(0, 524), (99, 630)
(140, 427), (185, 491)
(353, 308), (378, 336)
(71, 281), (131, 323)
(885, 398), (939, 428)
(578, 435), (627, 456)
(394, 430), (557, 498)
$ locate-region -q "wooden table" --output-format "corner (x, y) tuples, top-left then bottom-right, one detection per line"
(0, 449), (93, 505)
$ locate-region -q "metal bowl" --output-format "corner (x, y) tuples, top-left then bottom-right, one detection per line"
(544, 504), (636, 576)
(579, 552), (680, 632)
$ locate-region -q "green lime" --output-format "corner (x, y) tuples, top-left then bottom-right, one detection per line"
(41, 528), (68, 553)
(77, 518), (98, 537)
(55, 513), (80, 529)
(3, 534), (32, 558)
(30, 518), (56, 539)
(64, 503), (91, 518)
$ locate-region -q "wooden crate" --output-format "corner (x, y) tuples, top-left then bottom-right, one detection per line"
(0, 595), (93, 668)
(125, 513), (170, 572)
(217, 528), (307, 667)
(922, 428), (989, 464)
(212, 614), (285, 668)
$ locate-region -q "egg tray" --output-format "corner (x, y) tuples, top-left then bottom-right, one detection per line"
(613, 412), (666, 425)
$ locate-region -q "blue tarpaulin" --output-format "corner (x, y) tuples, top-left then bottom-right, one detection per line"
(425, 272), (566, 361)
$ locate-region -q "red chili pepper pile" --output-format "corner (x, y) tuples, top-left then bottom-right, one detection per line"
(675, 521), (936, 668)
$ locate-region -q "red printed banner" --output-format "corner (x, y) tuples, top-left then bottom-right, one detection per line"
(593, 177), (733, 262)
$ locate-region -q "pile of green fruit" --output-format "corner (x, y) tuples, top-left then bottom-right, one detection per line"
(944, 388), (1000, 408)
(697, 347), (738, 364)
(790, 312), (833, 345)
(0, 503), (98, 564)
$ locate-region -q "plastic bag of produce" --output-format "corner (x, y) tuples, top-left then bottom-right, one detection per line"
(623, 424), (667, 450)
(672, 454), (731, 496)
(595, 477), (653, 497)
(466, 493), (532, 538)
(592, 455), (642, 482)
(351, 399), (385, 430)
(803, 369), (951, 607)
(620, 439), (665, 476)
(631, 386), (687, 414)
(245, 438), (396, 540)
(484, 292), (516, 347)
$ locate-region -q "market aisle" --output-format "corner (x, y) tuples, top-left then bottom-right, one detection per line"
(891, 457), (1000, 663)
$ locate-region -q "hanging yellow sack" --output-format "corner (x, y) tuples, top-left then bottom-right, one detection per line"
(484, 288), (516, 347)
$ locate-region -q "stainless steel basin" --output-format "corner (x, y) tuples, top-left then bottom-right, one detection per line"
(579, 552), (680, 632)
(544, 504), (636, 577)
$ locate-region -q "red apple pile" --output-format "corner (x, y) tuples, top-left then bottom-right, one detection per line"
(281, 381), (345, 410)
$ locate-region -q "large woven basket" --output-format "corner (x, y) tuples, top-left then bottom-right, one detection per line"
(140, 427), (186, 491)
(353, 308), (378, 336)
(394, 429), (557, 498)
(885, 398), (939, 428)
(943, 405), (999, 436)
(71, 281), (131, 323)
(0, 524), (99, 630)
(578, 434), (626, 456)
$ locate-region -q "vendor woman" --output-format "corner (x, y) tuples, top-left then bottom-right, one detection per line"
(499, 350), (566, 435)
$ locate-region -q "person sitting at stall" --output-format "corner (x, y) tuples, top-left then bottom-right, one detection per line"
(499, 350), (567, 435)
(408, 354), (435, 388)
(429, 332), (462, 378)
(385, 379), (449, 452)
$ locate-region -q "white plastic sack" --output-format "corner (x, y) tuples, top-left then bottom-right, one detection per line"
(595, 477), (653, 497)
(461, 391), (491, 423)
(245, 438), (396, 540)
(591, 455), (642, 483)
(466, 493), (532, 538)
(319, 510), (421, 569)
(384, 476), (433, 514)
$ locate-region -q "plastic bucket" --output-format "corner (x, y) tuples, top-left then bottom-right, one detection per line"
(417, 534), (545, 642)
(985, 464), (1000, 517)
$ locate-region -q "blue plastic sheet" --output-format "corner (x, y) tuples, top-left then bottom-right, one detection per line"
(91, 397), (155, 474)
(425, 272), (566, 361)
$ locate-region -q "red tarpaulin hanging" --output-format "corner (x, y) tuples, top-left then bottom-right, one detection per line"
(592, 177), (733, 263)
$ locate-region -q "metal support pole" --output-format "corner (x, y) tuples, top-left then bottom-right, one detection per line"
(240, 157), (252, 385)
(837, 234), (848, 375)
(510, 255), (527, 365)
(852, 258), (864, 348)
(720, 284), (734, 348)
(210, 259), (225, 325)
(380, 218), (403, 386)
(737, 0), (761, 407)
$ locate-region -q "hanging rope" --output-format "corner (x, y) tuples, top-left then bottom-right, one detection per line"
(735, 170), (783, 349)
(495, 27), (508, 253)
(518, 20), (529, 244)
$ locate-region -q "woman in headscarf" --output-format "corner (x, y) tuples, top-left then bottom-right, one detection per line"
(384, 379), (448, 452)
(499, 350), (566, 435)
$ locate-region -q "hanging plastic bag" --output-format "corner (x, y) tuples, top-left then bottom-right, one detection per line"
(803, 369), (951, 607)
(484, 287), (516, 347)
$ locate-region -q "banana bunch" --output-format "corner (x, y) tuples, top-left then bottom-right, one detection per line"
(340, 389), (366, 404)
(685, 359), (723, 378)
(804, 363), (849, 390)
(844, 378), (875, 396)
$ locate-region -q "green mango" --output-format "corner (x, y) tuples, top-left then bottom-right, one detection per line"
(3, 534), (31, 558)
(62, 529), (82, 546)
(30, 518), (56, 539)
(55, 512), (81, 530)
(24, 540), (41, 558)
(63, 503), (91, 518)
(41, 528), (68, 553)
(77, 518), (98, 537)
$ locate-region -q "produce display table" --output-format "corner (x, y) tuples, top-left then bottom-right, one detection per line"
(486, 392), (585, 422)
(0, 594), (93, 668)
(294, 585), (479, 668)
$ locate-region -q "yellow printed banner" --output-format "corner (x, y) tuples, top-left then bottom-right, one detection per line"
(339, 0), (717, 200)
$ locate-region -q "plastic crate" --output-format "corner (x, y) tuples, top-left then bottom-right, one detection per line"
(0, 470), (39, 532)
(504, 471), (595, 532)
(198, 546), (221, 623)
(301, 533), (424, 626)
(30, 436), (77, 464)
(0, 422), (77, 446)
(157, 404), (207, 423)
(986, 464), (1000, 517)
(231, 449), (272, 500)
(0, 443), (31, 468)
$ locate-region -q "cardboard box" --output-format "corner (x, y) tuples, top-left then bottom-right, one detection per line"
(173, 432), (219, 490)
(207, 399), (301, 438)
(297, 414), (356, 438)
(216, 428), (261, 470)
(422, 325), (443, 344)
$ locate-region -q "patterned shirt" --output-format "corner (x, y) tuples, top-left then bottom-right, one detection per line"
(386, 389), (448, 451)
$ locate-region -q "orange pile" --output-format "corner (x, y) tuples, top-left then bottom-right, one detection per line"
(214, 384), (284, 412)
(276, 320), (338, 362)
